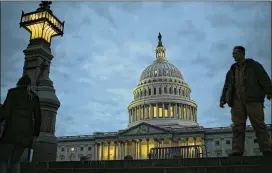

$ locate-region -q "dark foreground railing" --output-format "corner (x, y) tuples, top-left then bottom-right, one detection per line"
(150, 145), (207, 159)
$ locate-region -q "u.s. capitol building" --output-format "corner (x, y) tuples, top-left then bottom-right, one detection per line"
(56, 33), (272, 161)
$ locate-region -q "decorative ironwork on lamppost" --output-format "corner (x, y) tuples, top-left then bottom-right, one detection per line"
(20, 1), (64, 44)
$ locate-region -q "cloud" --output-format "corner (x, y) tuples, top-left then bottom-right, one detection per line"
(1, 2), (271, 136)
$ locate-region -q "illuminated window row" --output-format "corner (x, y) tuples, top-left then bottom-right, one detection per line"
(128, 103), (197, 123)
(134, 86), (190, 99)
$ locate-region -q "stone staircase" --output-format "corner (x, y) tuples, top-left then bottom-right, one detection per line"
(21, 156), (272, 173)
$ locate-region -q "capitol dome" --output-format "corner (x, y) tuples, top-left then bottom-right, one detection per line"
(139, 60), (184, 82)
(127, 33), (198, 128)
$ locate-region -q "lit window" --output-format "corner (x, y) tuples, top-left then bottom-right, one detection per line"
(71, 147), (75, 152)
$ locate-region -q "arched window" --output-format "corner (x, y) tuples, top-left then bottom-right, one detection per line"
(140, 90), (142, 97)
(164, 87), (167, 94)
(169, 87), (172, 94)
(144, 89), (147, 96)
(159, 87), (162, 94)
(174, 88), (177, 95)
(154, 88), (156, 95)
(179, 88), (181, 95)
(149, 88), (151, 95)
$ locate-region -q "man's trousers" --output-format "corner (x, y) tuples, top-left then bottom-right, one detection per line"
(231, 100), (271, 154)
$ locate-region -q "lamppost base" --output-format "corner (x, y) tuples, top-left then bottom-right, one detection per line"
(32, 132), (57, 162)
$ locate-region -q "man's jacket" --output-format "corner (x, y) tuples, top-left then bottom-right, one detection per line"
(220, 59), (272, 107)
(0, 87), (42, 148)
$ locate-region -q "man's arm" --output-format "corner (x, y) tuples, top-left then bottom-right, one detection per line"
(33, 96), (42, 137)
(220, 71), (230, 103)
(254, 61), (272, 96)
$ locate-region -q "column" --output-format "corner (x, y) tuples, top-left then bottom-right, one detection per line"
(156, 104), (159, 119)
(121, 142), (124, 159)
(162, 103), (165, 118)
(169, 138), (172, 147)
(176, 104), (179, 119)
(136, 106), (139, 121)
(107, 142), (110, 160)
(139, 139), (142, 159)
(118, 142), (121, 160)
(193, 137), (196, 158)
(168, 103), (171, 118)
(186, 105), (189, 120)
(131, 109), (133, 122)
(191, 108), (194, 121)
(114, 142), (117, 160)
(180, 104), (182, 119)
(97, 144), (100, 160)
(135, 108), (137, 121)
(200, 137), (205, 157)
(190, 106), (193, 120)
(101, 142), (104, 160)
(146, 139), (150, 158)
(143, 105), (146, 120)
(132, 140), (135, 159)
(150, 104), (154, 119)
(180, 104), (184, 119)
(125, 141), (128, 156)
(135, 141), (138, 159)
(188, 106), (190, 120)
(132, 108), (135, 122)
(129, 109), (131, 123)
(142, 106), (144, 120)
(174, 104), (177, 118)
(177, 104), (180, 119)
(161, 139), (164, 147)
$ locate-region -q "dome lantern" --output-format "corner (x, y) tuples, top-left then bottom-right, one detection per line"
(155, 32), (167, 62)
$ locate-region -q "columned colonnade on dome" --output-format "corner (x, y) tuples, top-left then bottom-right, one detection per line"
(94, 137), (203, 160)
(128, 103), (197, 123)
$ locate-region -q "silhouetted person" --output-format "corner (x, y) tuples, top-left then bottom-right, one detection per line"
(0, 75), (42, 173)
(220, 46), (272, 156)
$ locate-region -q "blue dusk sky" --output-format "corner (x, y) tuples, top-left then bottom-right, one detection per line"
(1, 2), (271, 137)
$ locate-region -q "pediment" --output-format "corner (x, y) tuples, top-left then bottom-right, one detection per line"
(119, 122), (168, 136)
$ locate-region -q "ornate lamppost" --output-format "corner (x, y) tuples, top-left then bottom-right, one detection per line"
(20, 1), (64, 161)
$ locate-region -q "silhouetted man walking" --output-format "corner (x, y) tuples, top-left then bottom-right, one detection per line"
(0, 75), (42, 173)
(220, 46), (272, 156)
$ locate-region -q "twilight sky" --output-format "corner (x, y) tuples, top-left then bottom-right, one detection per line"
(1, 1), (271, 137)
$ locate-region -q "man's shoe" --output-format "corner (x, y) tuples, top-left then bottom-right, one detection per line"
(229, 152), (243, 156)
(263, 151), (272, 156)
